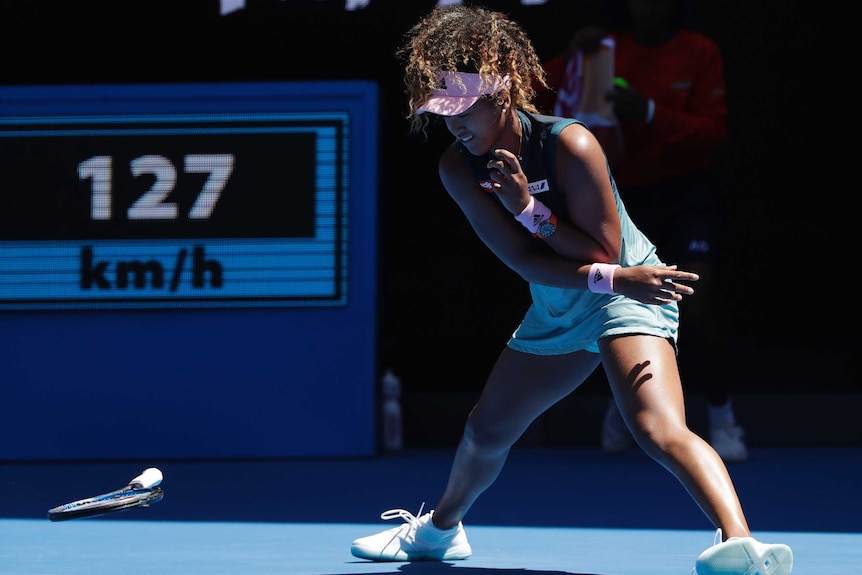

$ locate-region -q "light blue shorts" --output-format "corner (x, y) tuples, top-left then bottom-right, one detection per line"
(507, 283), (679, 355)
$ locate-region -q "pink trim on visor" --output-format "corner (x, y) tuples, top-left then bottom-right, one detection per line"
(417, 72), (511, 116)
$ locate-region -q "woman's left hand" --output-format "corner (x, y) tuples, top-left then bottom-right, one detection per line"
(613, 264), (699, 305)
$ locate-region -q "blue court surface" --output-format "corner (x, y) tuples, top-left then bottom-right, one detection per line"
(2, 447), (860, 574)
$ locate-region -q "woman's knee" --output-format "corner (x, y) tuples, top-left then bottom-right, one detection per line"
(462, 410), (520, 452)
(628, 414), (691, 458)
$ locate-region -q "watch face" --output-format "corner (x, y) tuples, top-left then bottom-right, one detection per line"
(538, 219), (556, 237)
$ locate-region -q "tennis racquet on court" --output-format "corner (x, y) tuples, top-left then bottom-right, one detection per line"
(48, 467), (164, 521)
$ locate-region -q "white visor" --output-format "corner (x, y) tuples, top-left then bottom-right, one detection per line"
(417, 72), (511, 116)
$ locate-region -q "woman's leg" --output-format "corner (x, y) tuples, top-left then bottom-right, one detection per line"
(431, 346), (601, 529)
(598, 334), (750, 539)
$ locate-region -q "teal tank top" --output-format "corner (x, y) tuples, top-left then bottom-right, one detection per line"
(457, 111), (679, 354)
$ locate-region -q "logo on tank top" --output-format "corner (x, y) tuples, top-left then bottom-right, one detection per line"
(528, 179), (549, 195)
(479, 179), (550, 195)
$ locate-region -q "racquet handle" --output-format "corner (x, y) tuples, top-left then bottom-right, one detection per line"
(130, 467), (163, 489)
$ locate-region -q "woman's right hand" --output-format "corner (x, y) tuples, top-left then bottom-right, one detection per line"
(612, 264), (699, 305)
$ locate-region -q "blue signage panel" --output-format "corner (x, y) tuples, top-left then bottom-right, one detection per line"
(0, 82), (378, 459)
(0, 85), (361, 309)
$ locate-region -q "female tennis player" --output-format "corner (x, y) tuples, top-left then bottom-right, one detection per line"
(351, 6), (793, 575)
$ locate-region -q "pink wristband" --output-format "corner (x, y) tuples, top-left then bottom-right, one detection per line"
(514, 196), (552, 234)
(588, 263), (620, 294)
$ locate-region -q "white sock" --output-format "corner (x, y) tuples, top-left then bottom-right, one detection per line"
(708, 399), (736, 427)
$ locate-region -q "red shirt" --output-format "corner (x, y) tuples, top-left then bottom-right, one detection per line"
(611, 29), (728, 187)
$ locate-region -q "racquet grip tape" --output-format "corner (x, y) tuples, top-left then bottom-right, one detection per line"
(130, 467), (163, 489)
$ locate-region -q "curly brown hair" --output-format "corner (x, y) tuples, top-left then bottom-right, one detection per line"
(397, 5), (549, 137)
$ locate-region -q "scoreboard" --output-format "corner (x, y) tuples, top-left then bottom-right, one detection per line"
(0, 82), (367, 309)
(0, 81), (379, 460)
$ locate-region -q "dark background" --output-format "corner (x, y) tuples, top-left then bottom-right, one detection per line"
(0, 0), (855, 401)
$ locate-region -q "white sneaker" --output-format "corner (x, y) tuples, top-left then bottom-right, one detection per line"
(601, 399), (634, 453)
(694, 528), (793, 575)
(351, 505), (472, 562)
(710, 423), (749, 463)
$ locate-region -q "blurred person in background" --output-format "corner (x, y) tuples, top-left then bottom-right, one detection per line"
(539, 0), (747, 462)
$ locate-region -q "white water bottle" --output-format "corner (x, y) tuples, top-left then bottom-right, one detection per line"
(381, 368), (403, 451)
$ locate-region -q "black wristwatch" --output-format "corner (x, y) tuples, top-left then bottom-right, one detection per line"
(534, 214), (558, 238)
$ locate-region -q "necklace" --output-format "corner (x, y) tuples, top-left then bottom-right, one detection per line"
(516, 125), (523, 161)
(487, 115), (524, 161)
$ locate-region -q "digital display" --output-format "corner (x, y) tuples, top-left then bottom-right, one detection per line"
(0, 83), (362, 309)
(0, 81), (380, 460)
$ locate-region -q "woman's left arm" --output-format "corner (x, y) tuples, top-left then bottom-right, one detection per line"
(490, 123), (621, 266)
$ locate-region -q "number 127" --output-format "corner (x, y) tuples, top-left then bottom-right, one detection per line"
(78, 154), (234, 221)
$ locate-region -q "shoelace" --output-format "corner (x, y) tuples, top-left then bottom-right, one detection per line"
(379, 502), (427, 547)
